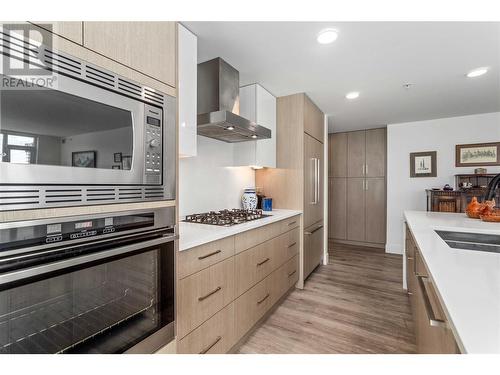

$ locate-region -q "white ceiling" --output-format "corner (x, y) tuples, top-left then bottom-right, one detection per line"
(184, 22), (500, 132)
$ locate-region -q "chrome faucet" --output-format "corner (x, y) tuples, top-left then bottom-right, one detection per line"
(484, 173), (500, 202)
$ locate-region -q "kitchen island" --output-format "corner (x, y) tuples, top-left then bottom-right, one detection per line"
(404, 210), (500, 353)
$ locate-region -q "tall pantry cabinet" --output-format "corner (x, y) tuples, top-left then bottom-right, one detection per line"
(256, 93), (325, 288)
(328, 128), (386, 248)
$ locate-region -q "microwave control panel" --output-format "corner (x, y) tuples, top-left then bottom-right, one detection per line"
(144, 105), (163, 176)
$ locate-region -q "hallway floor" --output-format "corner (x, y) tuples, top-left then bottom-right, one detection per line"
(236, 242), (416, 354)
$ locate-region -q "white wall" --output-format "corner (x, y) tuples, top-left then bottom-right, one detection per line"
(60, 127), (132, 169)
(387, 112), (500, 254)
(179, 136), (255, 217)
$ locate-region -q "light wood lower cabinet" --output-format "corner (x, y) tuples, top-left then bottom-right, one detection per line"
(177, 257), (235, 339)
(177, 215), (301, 353)
(304, 221), (324, 280)
(405, 224), (460, 354)
(178, 303), (235, 354)
(178, 236), (234, 279)
(235, 273), (275, 339)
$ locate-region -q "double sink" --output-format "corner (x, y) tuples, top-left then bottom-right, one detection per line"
(436, 230), (500, 254)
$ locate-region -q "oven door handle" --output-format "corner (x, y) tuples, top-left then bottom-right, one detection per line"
(0, 234), (176, 287)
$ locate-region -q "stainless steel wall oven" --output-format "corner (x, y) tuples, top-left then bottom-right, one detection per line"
(0, 26), (176, 211)
(0, 207), (175, 354)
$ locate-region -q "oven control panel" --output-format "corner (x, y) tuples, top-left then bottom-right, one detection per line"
(144, 105), (163, 176)
(0, 213), (156, 253)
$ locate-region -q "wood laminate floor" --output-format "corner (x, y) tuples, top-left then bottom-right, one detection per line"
(236, 242), (416, 354)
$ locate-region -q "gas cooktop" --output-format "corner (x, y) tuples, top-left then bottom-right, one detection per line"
(183, 209), (270, 227)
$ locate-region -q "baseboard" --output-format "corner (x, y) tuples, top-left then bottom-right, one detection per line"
(329, 238), (385, 249)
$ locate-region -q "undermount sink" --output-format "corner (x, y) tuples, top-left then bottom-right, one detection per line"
(435, 230), (500, 254)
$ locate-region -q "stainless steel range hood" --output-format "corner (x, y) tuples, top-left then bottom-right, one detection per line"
(197, 58), (272, 143)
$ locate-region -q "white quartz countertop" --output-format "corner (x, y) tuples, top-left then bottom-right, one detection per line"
(179, 209), (302, 252)
(404, 210), (500, 353)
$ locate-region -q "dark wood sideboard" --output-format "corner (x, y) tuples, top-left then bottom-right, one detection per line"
(426, 174), (500, 213)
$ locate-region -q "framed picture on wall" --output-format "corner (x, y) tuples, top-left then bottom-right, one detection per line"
(456, 142), (500, 167)
(72, 151), (96, 168)
(410, 151), (437, 177)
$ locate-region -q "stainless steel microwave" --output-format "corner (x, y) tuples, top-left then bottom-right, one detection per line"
(0, 26), (176, 211)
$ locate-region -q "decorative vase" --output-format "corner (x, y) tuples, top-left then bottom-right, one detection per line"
(242, 188), (257, 210)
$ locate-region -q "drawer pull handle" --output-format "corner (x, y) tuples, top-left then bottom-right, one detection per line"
(407, 291), (413, 296)
(287, 270), (296, 278)
(257, 293), (270, 305)
(305, 225), (324, 235)
(287, 242), (297, 248)
(198, 286), (222, 301)
(417, 275), (447, 328)
(198, 250), (222, 260)
(407, 256), (414, 260)
(287, 221), (297, 226)
(199, 336), (222, 354)
(256, 258), (270, 266)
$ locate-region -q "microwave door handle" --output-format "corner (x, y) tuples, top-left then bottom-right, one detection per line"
(0, 234), (175, 287)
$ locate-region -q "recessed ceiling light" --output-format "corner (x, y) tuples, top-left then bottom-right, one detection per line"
(226, 126), (235, 130)
(251, 134), (258, 139)
(317, 29), (339, 44)
(466, 67), (489, 78)
(345, 91), (360, 100)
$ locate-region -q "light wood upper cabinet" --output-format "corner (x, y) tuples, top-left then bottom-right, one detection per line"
(83, 22), (176, 88)
(365, 128), (386, 177)
(347, 131), (366, 177)
(304, 95), (324, 143)
(347, 178), (366, 242)
(31, 22), (83, 44)
(365, 177), (386, 244)
(235, 84), (277, 167)
(329, 133), (348, 177)
(329, 177), (347, 240)
(304, 133), (324, 229)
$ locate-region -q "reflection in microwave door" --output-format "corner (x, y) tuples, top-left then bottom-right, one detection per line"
(72, 151), (96, 168)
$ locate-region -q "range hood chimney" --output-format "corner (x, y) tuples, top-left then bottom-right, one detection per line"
(197, 58), (272, 143)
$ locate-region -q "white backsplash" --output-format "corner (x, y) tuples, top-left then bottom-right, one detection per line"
(179, 136), (255, 217)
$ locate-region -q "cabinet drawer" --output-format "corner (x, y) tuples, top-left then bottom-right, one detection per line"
(235, 238), (278, 297)
(280, 215), (300, 233)
(235, 221), (281, 254)
(178, 237), (235, 279)
(405, 224), (415, 259)
(177, 303), (235, 354)
(235, 273), (274, 338)
(275, 255), (299, 299)
(415, 248), (428, 277)
(177, 257), (235, 339)
(281, 227), (300, 263)
(415, 275), (459, 353)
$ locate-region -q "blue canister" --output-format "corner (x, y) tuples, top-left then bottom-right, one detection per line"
(262, 197), (273, 211)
